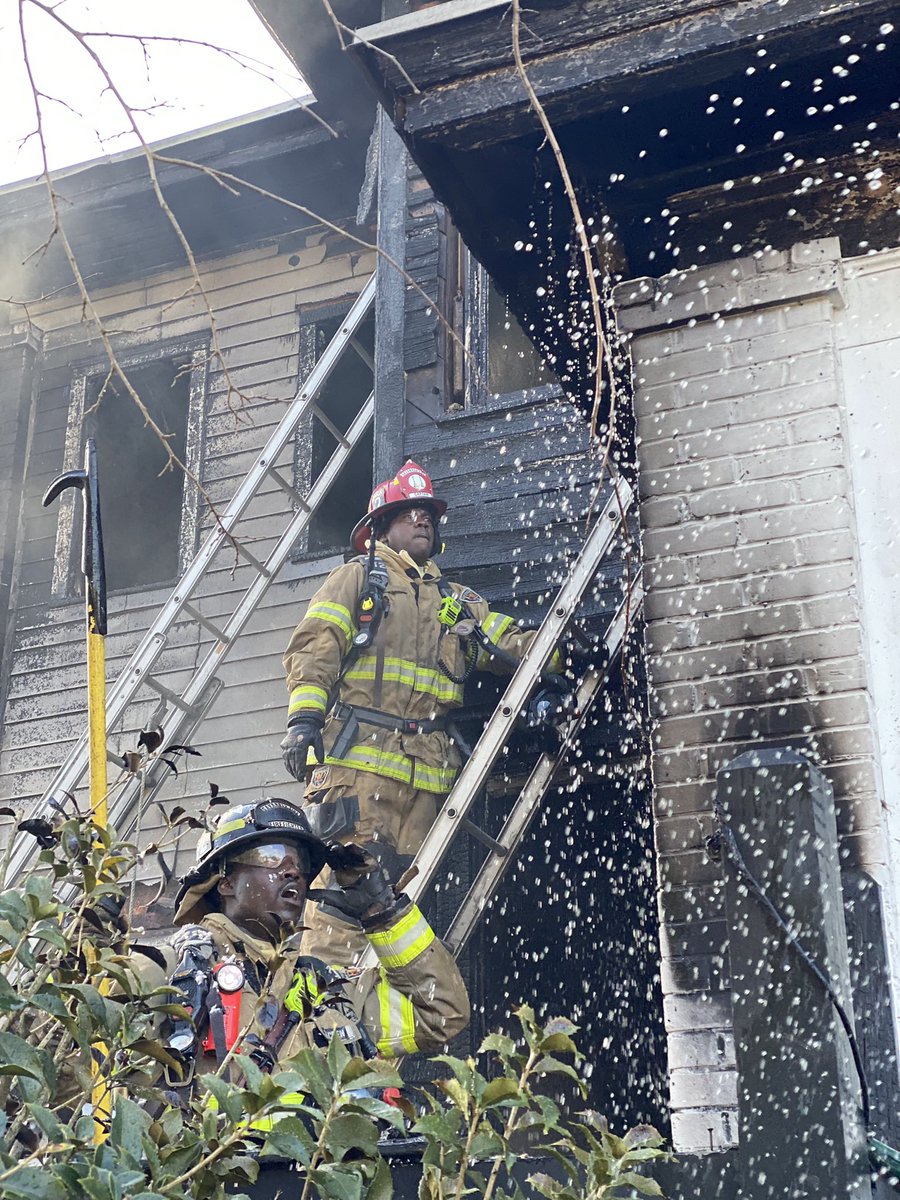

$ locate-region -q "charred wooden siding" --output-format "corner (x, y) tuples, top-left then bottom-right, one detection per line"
(392, 153), (665, 1126)
(0, 233), (375, 889)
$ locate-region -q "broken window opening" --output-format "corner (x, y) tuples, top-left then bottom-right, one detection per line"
(52, 345), (207, 597)
(293, 302), (375, 558)
(449, 234), (557, 410)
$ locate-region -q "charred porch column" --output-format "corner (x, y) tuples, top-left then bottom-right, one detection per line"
(373, 108), (407, 481)
(717, 748), (868, 1199)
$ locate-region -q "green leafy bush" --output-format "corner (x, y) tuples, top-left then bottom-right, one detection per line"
(0, 808), (668, 1199)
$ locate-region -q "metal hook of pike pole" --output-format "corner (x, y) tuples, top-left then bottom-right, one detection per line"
(43, 438), (109, 821)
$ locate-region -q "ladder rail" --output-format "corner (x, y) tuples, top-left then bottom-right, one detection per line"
(354, 476), (634, 971)
(124, 393), (375, 722)
(6, 276), (376, 885)
(444, 581), (643, 958)
(43, 274), (373, 795)
(14, 391), (372, 877)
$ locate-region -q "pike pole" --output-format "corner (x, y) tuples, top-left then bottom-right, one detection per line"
(43, 437), (110, 1138)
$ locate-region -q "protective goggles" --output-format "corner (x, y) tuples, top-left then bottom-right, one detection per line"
(226, 842), (311, 874)
(393, 506), (436, 525)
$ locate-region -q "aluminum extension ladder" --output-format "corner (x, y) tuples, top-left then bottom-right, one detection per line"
(357, 477), (641, 969)
(6, 273), (378, 886)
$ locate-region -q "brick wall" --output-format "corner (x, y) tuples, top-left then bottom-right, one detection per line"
(614, 237), (886, 1153)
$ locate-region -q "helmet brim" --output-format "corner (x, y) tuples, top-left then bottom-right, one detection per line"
(174, 803), (330, 926)
(350, 497), (447, 554)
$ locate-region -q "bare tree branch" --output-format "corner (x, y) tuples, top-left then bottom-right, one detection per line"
(317, 0), (421, 95)
(510, 0), (619, 451)
(17, 0), (234, 540)
(72, 28), (340, 140)
(154, 152), (484, 391)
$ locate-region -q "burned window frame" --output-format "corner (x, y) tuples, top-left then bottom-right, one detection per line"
(51, 339), (209, 598)
(450, 239), (559, 413)
(291, 297), (375, 560)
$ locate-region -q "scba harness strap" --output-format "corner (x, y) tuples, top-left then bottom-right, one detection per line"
(163, 943), (377, 1085)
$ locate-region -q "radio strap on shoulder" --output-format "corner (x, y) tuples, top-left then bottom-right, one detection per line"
(354, 541), (390, 652)
(333, 548), (390, 688)
(327, 549), (391, 722)
(205, 982), (231, 1080)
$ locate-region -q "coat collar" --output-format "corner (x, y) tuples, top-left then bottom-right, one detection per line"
(374, 540), (441, 581)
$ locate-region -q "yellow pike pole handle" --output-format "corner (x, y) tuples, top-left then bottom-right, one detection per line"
(43, 437), (111, 1139)
(86, 605), (108, 828)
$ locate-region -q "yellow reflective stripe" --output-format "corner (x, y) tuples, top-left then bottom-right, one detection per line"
(368, 904), (435, 969)
(306, 601), (356, 644)
(288, 684), (328, 716)
(243, 1091), (308, 1131)
(323, 747), (456, 793)
(482, 611), (513, 645)
(376, 976), (391, 1055)
(347, 655), (415, 686)
(477, 611), (515, 667)
(375, 975), (419, 1057)
(412, 760), (456, 791)
(326, 745), (412, 784)
(215, 817), (248, 838)
(345, 655), (463, 704)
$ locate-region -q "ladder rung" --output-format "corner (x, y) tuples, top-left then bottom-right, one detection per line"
(233, 540), (271, 577)
(181, 601), (232, 645)
(460, 817), (508, 857)
(349, 336), (375, 370)
(266, 467), (311, 512)
(145, 676), (197, 714)
(311, 403), (351, 450)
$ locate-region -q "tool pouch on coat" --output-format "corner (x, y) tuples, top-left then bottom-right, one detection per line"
(302, 790), (361, 842)
(330, 709), (361, 760)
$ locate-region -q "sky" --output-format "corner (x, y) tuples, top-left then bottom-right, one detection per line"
(2, 0), (311, 187)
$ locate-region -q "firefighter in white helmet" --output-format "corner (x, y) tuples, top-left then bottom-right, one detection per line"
(281, 461), (561, 966)
(163, 798), (469, 1092)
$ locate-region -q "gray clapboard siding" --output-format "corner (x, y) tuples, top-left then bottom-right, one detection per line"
(0, 234), (371, 866)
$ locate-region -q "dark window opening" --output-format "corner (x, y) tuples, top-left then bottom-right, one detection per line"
(447, 224), (556, 409)
(296, 308), (375, 556)
(85, 359), (190, 592)
(486, 278), (551, 395)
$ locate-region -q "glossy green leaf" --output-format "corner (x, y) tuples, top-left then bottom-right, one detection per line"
(262, 1114), (315, 1164)
(614, 1170), (665, 1195)
(328, 1112), (380, 1161)
(480, 1077), (523, 1108)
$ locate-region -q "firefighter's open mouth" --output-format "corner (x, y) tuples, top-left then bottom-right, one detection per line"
(281, 884), (302, 901)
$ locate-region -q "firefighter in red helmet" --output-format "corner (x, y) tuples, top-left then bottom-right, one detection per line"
(282, 461), (559, 966)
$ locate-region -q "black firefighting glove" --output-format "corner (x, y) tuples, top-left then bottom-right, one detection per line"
(569, 624), (609, 674)
(309, 844), (397, 925)
(281, 716), (325, 781)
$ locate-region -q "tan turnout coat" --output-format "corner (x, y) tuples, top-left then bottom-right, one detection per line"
(283, 542), (538, 796)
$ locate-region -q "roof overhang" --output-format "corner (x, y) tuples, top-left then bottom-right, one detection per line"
(343, 0), (898, 279)
(1, 103), (373, 303)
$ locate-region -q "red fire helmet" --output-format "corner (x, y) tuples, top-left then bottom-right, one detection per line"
(350, 461), (447, 553)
